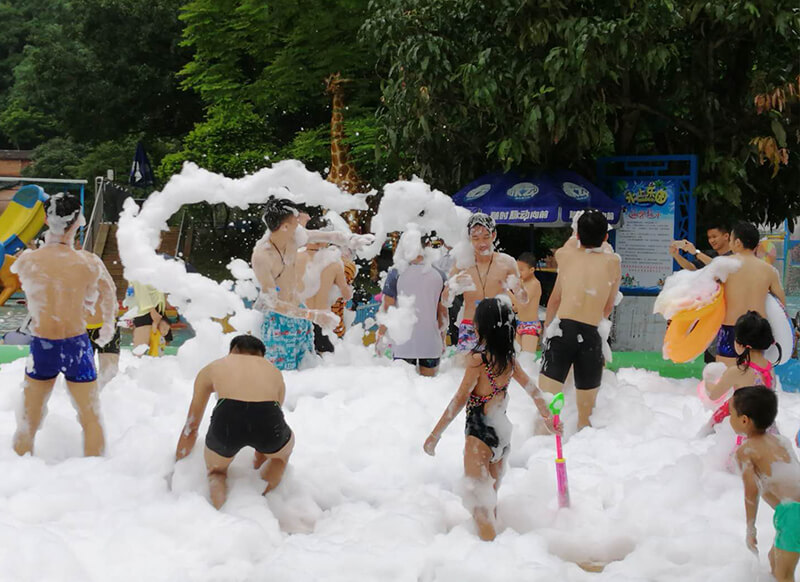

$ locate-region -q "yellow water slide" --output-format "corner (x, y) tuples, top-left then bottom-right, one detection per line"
(0, 185), (48, 305)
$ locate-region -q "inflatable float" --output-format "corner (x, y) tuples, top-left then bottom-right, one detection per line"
(764, 293), (795, 366)
(662, 285), (726, 363)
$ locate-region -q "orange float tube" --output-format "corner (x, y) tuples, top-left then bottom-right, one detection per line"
(663, 286), (726, 363)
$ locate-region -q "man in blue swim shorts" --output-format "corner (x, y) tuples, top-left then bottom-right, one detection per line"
(11, 193), (117, 457)
(716, 222), (785, 367)
(251, 197), (373, 371)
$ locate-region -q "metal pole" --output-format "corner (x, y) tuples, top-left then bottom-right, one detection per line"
(79, 183), (85, 246)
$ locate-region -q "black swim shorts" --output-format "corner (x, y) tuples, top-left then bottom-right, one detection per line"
(396, 357), (440, 369)
(87, 326), (121, 355)
(205, 399), (292, 458)
(313, 323), (334, 354)
(541, 319), (604, 390)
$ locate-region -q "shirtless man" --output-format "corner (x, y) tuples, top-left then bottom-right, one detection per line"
(511, 252), (543, 355)
(296, 216), (353, 354)
(175, 335), (294, 509)
(730, 386), (800, 582)
(541, 210), (621, 430)
(670, 221), (732, 271)
(716, 222), (785, 367)
(251, 197), (372, 370)
(442, 213), (527, 356)
(12, 193), (116, 457)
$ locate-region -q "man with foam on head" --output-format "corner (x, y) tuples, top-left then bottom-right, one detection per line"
(540, 209), (621, 430)
(715, 221), (785, 367)
(295, 215), (353, 354)
(441, 213), (528, 356)
(251, 197), (373, 370)
(176, 335), (295, 509)
(11, 193), (117, 457)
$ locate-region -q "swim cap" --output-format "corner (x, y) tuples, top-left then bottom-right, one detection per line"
(467, 213), (496, 234)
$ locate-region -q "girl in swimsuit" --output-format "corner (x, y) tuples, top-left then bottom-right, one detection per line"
(424, 297), (559, 541)
(704, 311), (778, 430)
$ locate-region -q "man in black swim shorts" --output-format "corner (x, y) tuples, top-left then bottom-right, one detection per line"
(175, 335), (295, 509)
(540, 210), (621, 430)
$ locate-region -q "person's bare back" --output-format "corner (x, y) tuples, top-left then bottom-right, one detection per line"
(206, 353), (286, 402)
(738, 435), (800, 510)
(297, 246), (350, 311)
(724, 254), (783, 325)
(15, 245), (115, 340)
(552, 246), (620, 327)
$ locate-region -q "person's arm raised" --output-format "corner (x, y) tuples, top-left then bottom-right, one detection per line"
(176, 365), (215, 460)
(423, 355), (481, 455)
(304, 229), (374, 251)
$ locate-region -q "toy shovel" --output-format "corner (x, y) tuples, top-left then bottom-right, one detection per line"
(548, 392), (570, 508)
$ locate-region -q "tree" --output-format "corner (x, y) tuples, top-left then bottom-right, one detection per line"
(363, 0), (800, 225)
(171, 0), (390, 184)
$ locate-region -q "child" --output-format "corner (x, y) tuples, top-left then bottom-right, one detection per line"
(423, 297), (558, 541)
(175, 335), (294, 509)
(511, 252), (543, 355)
(704, 311), (776, 431)
(730, 386), (800, 581)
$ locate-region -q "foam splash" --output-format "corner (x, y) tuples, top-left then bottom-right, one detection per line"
(654, 256), (742, 319)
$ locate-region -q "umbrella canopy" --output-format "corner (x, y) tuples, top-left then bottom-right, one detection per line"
(129, 142), (155, 188)
(452, 170), (621, 227)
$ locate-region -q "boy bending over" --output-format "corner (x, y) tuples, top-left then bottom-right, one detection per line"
(731, 386), (800, 581)
(176, 335), (294, 509)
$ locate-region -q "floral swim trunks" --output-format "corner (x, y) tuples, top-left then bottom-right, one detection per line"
(261, 310), (314, 371)
(517, 320), (542, 337)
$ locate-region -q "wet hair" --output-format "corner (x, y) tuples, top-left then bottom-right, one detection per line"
(706, 222), (730, 235)
(731, 222), (759, 250)
(576, 209), (608, 248)
(468, 213), (496, 235)
(473, 297), (517, 376)
(45, 192), (82, 233)
(734, 310), (776, 368)
(229, 334), (266, 356)
(305, 215), (331, 231)
(262, 196), (299, 231)
(731, 386), (778, 432)
(517, 251), (537, 269)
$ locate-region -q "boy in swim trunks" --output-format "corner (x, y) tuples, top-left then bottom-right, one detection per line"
(295, 216), (353, 354)
(540, 210), (621, 430)
(730, 386), (800, 581)
(717, 222), (785, 367)
(12, 193), (117, 457)
(442, 213), (527, 356)
(175, 335), (295, 509)
(510, 252), (542, 355)
(252, 198), (372, 370)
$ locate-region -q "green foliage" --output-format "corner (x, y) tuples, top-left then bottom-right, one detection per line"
(158, 107), (279, 180)
(364, 0), (800, 224)
(169, 0), (389, 185)
(1, 0), (201, 148)
(22, 137), (88, 179)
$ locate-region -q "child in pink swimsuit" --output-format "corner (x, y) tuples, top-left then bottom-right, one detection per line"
(704, 311), (777, 434)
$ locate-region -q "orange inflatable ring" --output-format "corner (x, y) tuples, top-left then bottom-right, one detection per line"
(663, 286), (726, 363)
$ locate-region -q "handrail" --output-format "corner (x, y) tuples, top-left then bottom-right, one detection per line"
(175, 209), (186, 256)
(83, 177), (105, 252)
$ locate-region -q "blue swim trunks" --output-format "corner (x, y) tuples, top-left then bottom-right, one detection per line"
(716, 324), (736, 358)
(26, 334), (97, 383)
(261, 311), (313, 371)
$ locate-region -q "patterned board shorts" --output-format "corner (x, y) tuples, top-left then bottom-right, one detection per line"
(261, 310), (314, 371)
(457, 319), (479, 353)
(517, 320), (542, 337)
